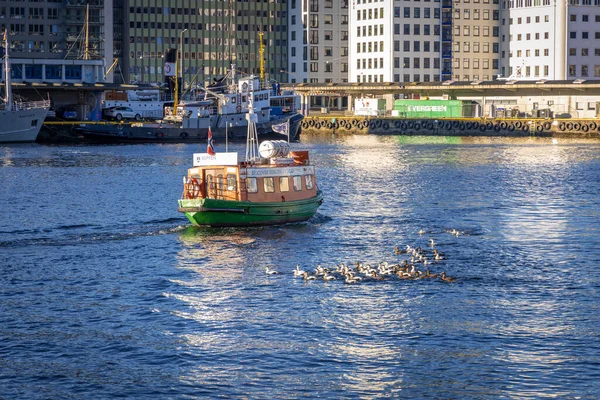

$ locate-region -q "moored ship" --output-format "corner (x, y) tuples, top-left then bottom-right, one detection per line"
(1, 31), (50, 143)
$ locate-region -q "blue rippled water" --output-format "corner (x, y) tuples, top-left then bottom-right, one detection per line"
(1, 137), (600, 399)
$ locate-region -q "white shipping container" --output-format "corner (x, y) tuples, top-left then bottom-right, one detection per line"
(354, 98), (386, 116)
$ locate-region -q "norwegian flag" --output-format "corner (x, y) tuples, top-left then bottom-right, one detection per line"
(207, 126), (215, 156)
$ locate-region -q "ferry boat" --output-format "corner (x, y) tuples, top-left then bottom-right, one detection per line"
(177, 107), (323, 227)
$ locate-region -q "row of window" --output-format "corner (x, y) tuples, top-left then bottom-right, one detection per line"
(454, 25), (500, 37)
(3, 64), (82, 80)
(393, 40), (442, 52)
(0, 7), (59, 19)
(454, 42), (500, 53)
(454, 9), (500, 20)
(246, 175), (313, 194)
(568, 65), (600, 77)
(128, 6), (285, 17)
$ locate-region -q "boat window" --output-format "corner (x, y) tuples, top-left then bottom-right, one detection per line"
(217, 174), (224, 193)
(279, 176), (289, 192)
(247, 178), (258, 193)
(305, 174), (314, 190)
(207, 174), (214, 189)
(293, 175), (302, 191)
(226, 174), (237, 191)
(231, 97), (236, 104)
(264, 177), (275, 193)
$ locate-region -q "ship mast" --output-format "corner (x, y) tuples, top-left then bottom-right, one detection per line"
(3, 29), (11, 110)
(258, 32), (265, 83)
(84, 4), (90, 60)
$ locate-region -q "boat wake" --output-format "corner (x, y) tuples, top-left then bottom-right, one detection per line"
(0, 218), (187, 249)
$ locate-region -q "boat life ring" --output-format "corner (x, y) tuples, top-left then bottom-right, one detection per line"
(352, 119), (359, 127)
(500, 121), (508, 130)
(536, 125), (544, 132)
(507, 123), (515, 132)
(458, 122), (465, 130)
(588, 122), (597, 130)
(444, 121), (453, 130)
(543, 122), (552, 131)
(581, 124), (589, 132)
(186, 178), (202, 199)
(573, 122), (581, 131)
(486, 121), (494, 130)
(407, 121), (415, 129)
(522, 124), (530, 132)
(493, 123), (501, 132)
(400, 122), (408, 130)
(413, 122), (421, 131)
(472, 121), (480, 130)
(566, 122), (573, 131)
(426, 122), (434, 130)
(361, 120), (369, 129)
(369, 121), (377, 129)
(394, 120), (402, 129)
(479, 124), (487, 132)
(515, 121), (523, 129)
(452, 120), (460, 128)
(309, 119), (315, 127)
(375, 119), (382, 128)
(558, 122), (566, 131)
(465, 122), (473, 130)
(314, 122), (321, 129)
(382, 122), (390, 130)
(302, 120), (309, 129)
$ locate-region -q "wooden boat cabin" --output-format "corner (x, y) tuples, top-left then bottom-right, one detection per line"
(182, 148), (317, 203)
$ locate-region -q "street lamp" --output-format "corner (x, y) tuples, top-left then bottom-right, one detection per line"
(179, 29), (188, 89)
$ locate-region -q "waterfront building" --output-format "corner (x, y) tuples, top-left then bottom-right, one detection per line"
(287, 0), (349, 84)
(0, 0), (111, 84)
(348, 0), (443, 83)
(451, 0), (500, 81)
(499, 0), (600, 80)
(123, 1), (287, 87)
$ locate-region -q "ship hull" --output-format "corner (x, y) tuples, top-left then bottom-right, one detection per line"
(0, 106), (49, 143)
(77, 113), (304, 143)
(178, 190), (323, 227)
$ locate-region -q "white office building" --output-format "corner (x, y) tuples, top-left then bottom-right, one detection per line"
(499, 0), (600, 80)
(349, 0), (443, 83)
(287, 0), (349, 84)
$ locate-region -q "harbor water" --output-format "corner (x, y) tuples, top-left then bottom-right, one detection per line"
(1, 136), (599, 398)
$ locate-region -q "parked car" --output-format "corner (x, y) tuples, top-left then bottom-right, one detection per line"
(104, 106), (142, 121)
(57, 106), (78, 120)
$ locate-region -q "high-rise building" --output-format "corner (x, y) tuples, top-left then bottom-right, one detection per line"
(349, 0), (443, 83)
(123, 1), (288, 86)
(499, 0), (600, 80)
(451, 0), (500, 81)
(0, 0), (111, 83)
(287, 0), (349, 84)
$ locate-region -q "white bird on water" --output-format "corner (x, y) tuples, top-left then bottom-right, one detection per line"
(265, 266), (280, 275)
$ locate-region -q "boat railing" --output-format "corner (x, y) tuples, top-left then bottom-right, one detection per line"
(0, 99), (50, 111)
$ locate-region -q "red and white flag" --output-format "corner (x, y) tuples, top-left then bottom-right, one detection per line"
(207, 126), (215, 156)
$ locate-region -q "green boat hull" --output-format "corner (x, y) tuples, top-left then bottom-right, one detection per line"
(178, 190), (324, 227)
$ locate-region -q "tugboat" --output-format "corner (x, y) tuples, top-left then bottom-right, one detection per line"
(177, 98), (323, 227)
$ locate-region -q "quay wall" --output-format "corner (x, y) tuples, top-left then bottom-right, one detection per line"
(299, 116), (600, 138)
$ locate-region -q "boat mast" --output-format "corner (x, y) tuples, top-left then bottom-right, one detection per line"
(84, 4), (90, 60)
(258, 32), (265, 83)
(3, 29), (11, 110)
(245, 95), (259, 162)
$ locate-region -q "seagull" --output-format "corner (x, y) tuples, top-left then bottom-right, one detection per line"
(265, 266), (280, 275)
(418, 229), (425, 236)
(429, 238), (435, 248)
(293, 264), (306, 277)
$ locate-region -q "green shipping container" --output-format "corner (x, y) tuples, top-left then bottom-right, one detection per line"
(393, 100), (474, 118)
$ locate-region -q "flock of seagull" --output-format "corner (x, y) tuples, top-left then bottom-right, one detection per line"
(264, 229), (464, 285)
